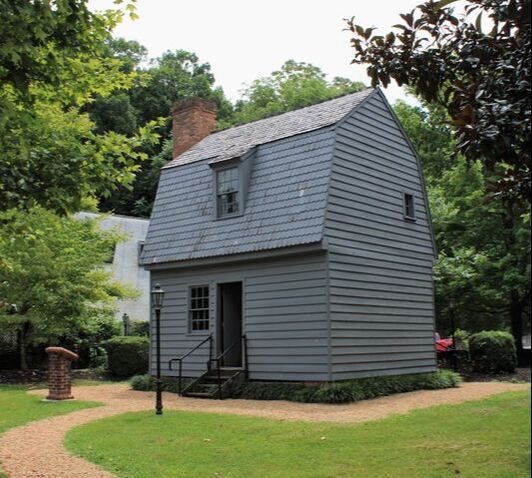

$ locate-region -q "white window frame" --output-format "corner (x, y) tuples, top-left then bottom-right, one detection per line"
(212, 162), (243, 219)
(188, 285), (210, 334)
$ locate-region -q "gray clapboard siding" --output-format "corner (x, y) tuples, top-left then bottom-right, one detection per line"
(325, 89), (437, 380)
(150, 252), (329, 381)
(143, 88), (437, 383)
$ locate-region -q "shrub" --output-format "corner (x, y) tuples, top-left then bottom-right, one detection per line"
(454, 329), (470, 351)
(130, 321), (150, 337)
(63, 310), (121, 369)
(227, 370), (461, 404)
(305, 370), (461, 404)
(469, 331), (517, 373)
(229, 382), (307, 401)
(106, 336), (149, 378)
(130, 374), (154, 391)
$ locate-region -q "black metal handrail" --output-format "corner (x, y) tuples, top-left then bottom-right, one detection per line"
(210, 335), (247, 399)
(169, 334), (213, 395)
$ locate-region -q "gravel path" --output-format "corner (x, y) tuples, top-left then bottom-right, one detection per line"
(0, 381), (528, 478)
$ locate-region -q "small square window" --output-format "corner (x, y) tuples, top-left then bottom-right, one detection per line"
(216, 167), (239, 217)
(404, 193), (416, 220)
(189, 285), (210, 332)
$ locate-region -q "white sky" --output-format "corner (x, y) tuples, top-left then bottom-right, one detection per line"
(89, 0), (422, 104)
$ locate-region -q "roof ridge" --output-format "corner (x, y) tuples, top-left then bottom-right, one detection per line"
(214, 87), (374, 133)
(164, 87), (374, 169)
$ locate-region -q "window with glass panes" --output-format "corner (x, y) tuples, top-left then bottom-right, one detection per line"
(189, 286), (209, 332)
(216, 167), (239, 217)
(403, 193), (416, 220)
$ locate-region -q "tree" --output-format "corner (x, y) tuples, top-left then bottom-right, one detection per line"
(223, 60), (366, 128)
(0, 0), (135, 99)
(0, 207), (135, 369)
(99, 139), (172, 217)
(0, 3), (161, 215)
(128, 50), (232, 128)
(397, 100), (531, 352)
(346, 0), (531, 200)
(394, 100), (456, 183)
(84, 39), (149, 136)
(94, 49), (233, 217)
(430, 159), (531, 349)
(106, 38), (148, 74)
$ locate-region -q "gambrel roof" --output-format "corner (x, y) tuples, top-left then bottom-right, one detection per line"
(164, 88), (374, 169)
(141, 87), (435, 266)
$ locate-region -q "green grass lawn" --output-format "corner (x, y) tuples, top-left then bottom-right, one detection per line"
(0, 384), (101, 434)
(0, 385), (101, 478)
(66, 390), (531, 478)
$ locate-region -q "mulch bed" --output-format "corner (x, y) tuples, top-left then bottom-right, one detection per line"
(461, 368), (531, 383)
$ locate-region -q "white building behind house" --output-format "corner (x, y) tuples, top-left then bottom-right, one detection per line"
(76, 212), (150, 322)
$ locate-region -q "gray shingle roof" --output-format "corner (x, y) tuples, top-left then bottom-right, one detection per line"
(164, 88), (374, 169)
(141, 128), (336, 265)
(141, 88), (378, 265)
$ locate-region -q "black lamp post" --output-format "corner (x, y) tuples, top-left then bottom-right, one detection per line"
(151, 283), (165, 415)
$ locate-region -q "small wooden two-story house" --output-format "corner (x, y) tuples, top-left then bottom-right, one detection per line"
(140, 88), (437, 391)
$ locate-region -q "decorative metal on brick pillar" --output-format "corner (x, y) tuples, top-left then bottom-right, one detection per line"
(45, 347), (79, 400)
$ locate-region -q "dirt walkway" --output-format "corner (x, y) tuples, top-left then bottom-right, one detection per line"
(0, 382), (528, 478)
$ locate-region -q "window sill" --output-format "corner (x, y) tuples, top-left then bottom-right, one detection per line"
(185, 330), (211, 337)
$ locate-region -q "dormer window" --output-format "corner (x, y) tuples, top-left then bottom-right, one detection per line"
(216, 167), (240, 217)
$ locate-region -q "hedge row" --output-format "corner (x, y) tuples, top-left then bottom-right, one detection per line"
(131, 370), (461, 404)
(228, 370), (461, 404)
(106, 336), (149, 378)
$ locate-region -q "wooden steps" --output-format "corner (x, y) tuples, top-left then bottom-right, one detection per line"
(182, 367), (245, 399)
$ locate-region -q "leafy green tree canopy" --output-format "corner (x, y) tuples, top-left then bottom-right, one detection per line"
(430, 159), (531, 344)
(397, 100), (531, 348)
(347, 0), (531, 200)
(0, 2), (161, 215)
(129, 49), (233, 128)
(0, 207), (135, 369)
(0, 0), (128, 99)
(394, 100), (457, 183)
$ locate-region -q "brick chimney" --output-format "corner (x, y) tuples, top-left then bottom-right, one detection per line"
(171, 97), (218, 158)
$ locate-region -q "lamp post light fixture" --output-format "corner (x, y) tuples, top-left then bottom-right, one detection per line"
(151, 283), (165, 415)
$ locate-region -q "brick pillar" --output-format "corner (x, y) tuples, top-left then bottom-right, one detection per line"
(45, 347), (79, 400)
